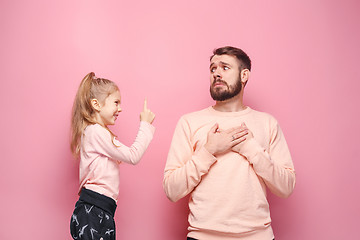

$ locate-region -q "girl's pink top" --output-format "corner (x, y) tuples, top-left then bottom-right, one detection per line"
(79, 122), (155, 201)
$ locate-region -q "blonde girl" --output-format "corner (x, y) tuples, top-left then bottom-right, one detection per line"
(70, 72), (155, 240)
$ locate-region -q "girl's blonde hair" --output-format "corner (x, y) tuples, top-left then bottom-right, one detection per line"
(70, 72), (119, 157)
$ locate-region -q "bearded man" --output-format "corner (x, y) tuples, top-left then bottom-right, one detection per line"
(163, 46), (296, 240)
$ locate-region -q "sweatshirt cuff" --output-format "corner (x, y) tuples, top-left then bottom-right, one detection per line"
(193, 147), (218, 170)
(240, 138), (264, 162)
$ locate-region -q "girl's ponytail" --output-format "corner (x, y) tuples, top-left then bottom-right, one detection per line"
(71, 73), (96, 157)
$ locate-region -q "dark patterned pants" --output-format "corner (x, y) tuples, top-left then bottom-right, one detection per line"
(70, 188), (117, 240)
(187, 237), (275, 240)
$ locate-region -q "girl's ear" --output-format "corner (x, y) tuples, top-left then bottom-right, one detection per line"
(91, 98), (101, 111)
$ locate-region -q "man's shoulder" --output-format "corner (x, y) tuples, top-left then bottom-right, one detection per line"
(249, 108), (279, 125)
(250, 108), (275, 118)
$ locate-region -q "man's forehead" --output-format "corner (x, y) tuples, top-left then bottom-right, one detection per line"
(210, 54), (239, 65)
(210, 54), (238, 64)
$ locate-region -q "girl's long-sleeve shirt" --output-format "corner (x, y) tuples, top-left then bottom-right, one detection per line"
(79, 122), (155, 202)
(163, 106), (295, 240)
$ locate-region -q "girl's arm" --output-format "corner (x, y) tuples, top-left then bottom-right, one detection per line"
(88, 122), (155, 165)
(85, 99), (155, 164)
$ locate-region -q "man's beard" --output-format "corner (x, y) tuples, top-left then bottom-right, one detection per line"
(210, 77), (242, 101)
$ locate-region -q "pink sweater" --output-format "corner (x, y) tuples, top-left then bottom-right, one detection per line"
(79, 122), (155, 202)
(163, 107), (295, 240)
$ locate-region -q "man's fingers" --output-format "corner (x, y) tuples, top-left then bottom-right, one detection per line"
(226, 124), (248, 134)
(231, 131), (248, 141)
(225, 126), (241, 133)
(229, 127), (248, 137)
(210, 123), (219, 133)
(231, 135), (248, 146)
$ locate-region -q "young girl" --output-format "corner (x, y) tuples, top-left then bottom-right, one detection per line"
(70, 72), (155, 240)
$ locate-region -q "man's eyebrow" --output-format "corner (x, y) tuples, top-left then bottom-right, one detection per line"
(210, 61), (231, 68)
(219, 61), (231, 66)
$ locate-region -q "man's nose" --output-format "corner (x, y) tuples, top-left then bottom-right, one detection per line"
(213, 72), (221, 80)
(213, 68), (222, 79)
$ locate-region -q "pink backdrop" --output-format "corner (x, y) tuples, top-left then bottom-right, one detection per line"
(1, 0), (359, 239)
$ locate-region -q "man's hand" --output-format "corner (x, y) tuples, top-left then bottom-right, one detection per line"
(204, 123), (249, 156)
(231, 123), (254, 154)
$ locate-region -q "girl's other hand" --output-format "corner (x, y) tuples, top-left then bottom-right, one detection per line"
(140, 98), (155, 124)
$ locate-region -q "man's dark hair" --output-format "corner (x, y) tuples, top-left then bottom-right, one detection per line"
(211, 46), (251, 71)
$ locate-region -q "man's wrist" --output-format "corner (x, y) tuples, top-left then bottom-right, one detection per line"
(204, 143), (216, 156)
(239, 138), (262, 159)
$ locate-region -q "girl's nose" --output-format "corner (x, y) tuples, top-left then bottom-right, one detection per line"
(118, 107), (122, 112)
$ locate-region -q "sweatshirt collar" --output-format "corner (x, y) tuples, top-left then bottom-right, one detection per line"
(207, 106), (252, 117)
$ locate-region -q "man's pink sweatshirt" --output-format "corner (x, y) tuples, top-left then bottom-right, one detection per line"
(163, 107), (295, 240)
(79, 122), (155, 202)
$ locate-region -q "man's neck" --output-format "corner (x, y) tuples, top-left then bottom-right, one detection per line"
(213, 93), (246, 112)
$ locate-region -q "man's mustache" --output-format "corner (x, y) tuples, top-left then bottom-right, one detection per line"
(212, 79), (228, 87)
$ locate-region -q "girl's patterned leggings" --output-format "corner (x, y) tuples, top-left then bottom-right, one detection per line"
(70, 188), (117, 240)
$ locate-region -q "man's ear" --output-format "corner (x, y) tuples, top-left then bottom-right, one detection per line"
(241, 69), (250, 86)
(91, 98), (101, 111)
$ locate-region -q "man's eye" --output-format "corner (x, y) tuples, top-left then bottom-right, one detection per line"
(210, 68), (216, 73)
(224, 66), (229, 70)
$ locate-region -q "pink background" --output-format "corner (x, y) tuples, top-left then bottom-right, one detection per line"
(1, 0), (359, 239)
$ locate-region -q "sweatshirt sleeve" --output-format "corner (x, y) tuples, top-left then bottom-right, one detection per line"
(240, 121), (296, 198)
(89, 122), (155, 165)
(163, 117), (217, 202)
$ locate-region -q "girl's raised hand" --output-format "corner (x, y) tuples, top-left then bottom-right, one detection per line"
(140, 98), (155, 124)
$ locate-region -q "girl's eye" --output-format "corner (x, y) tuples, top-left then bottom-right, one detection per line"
(224, 66), (229, 70)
